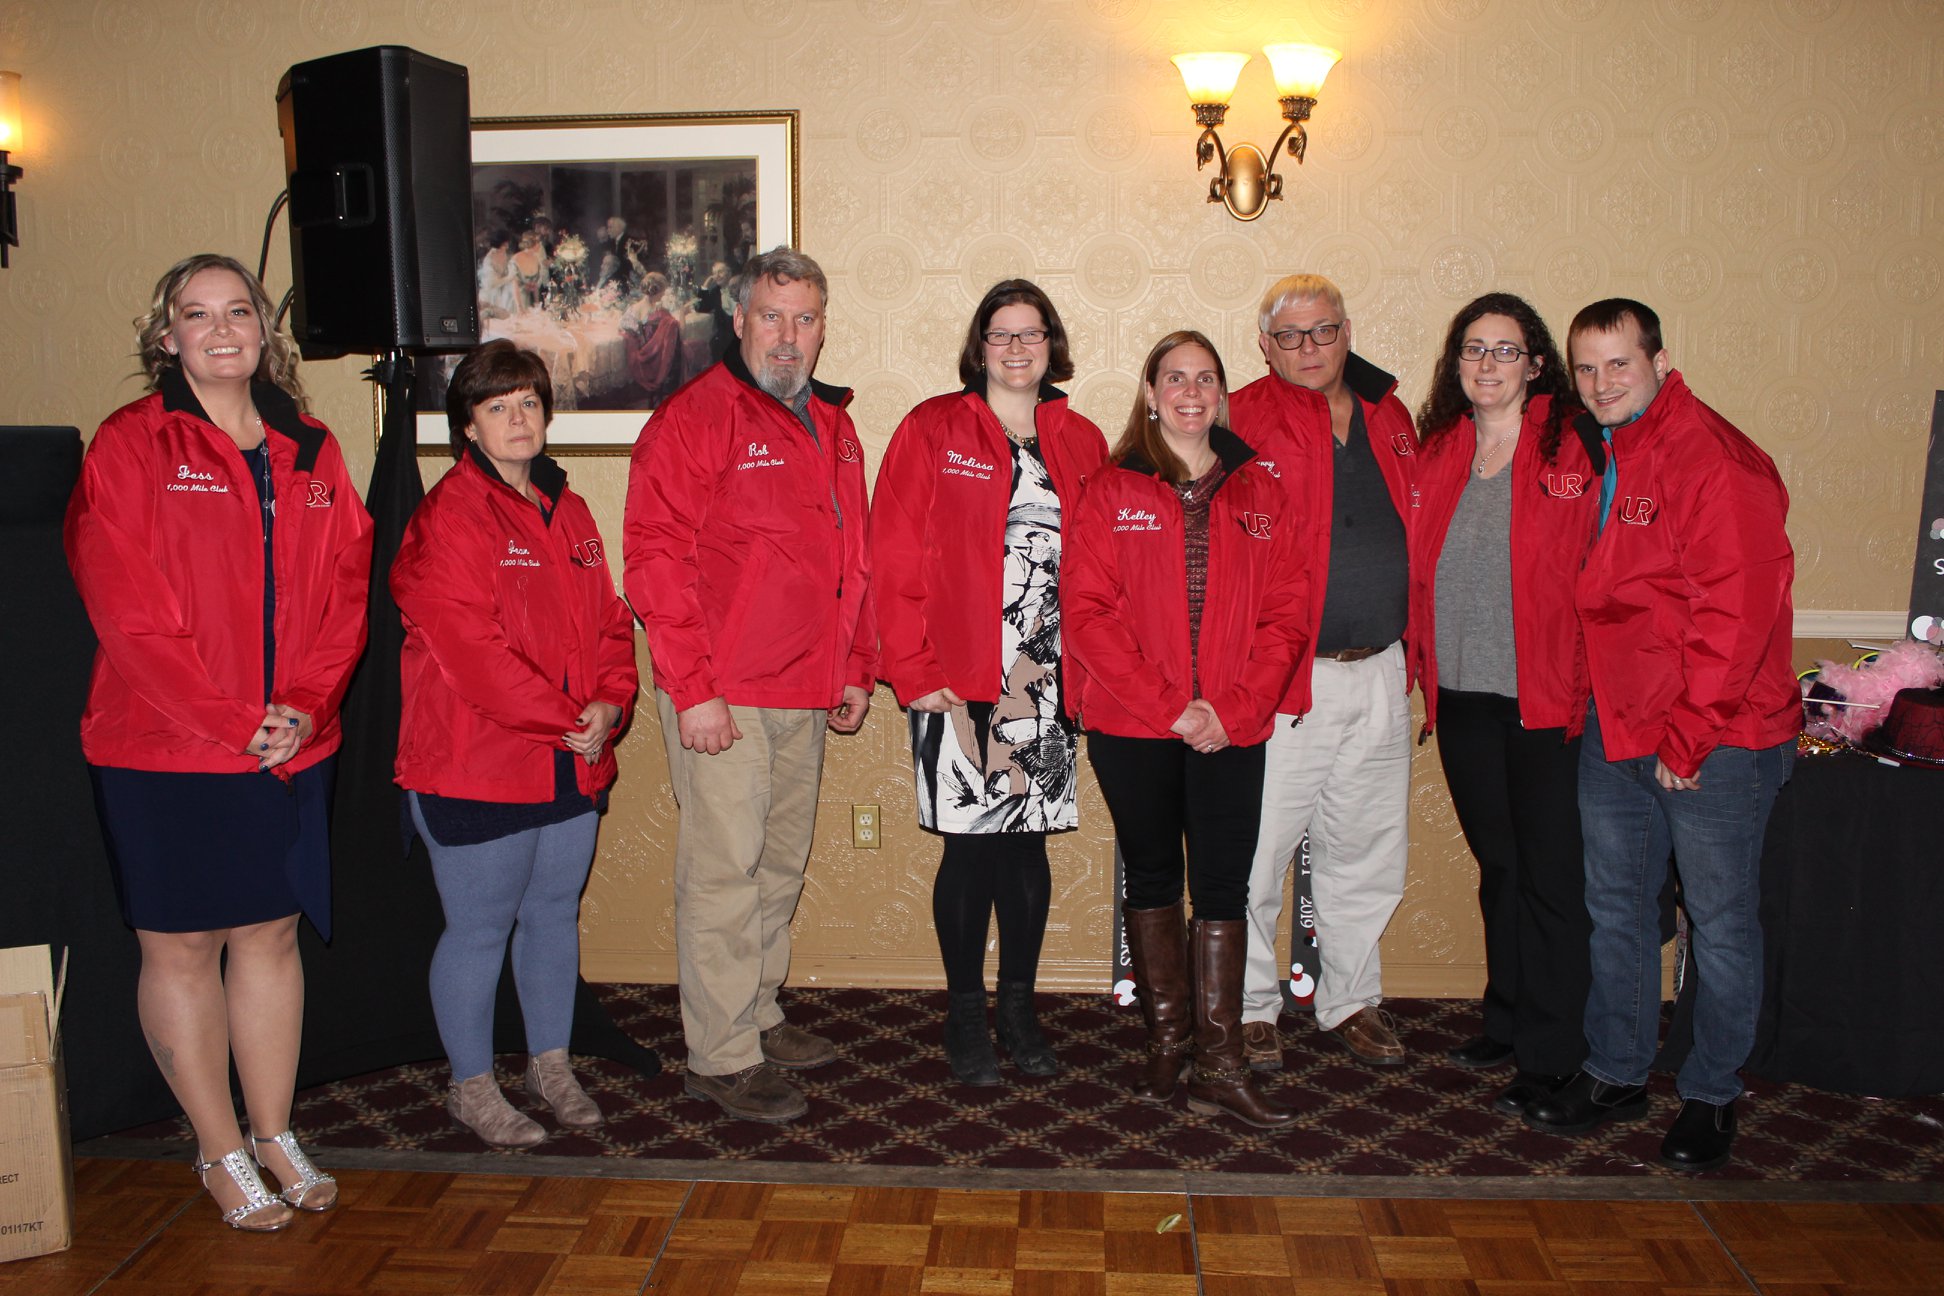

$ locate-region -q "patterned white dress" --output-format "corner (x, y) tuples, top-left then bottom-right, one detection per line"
(911, 439), (1079, 834)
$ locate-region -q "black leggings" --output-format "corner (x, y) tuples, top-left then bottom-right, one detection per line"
(1085, 731), (1265, 921)
(932, 831), (1052, 993)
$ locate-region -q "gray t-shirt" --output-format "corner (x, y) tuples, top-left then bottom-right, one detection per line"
(1434, 466), (1517, 697)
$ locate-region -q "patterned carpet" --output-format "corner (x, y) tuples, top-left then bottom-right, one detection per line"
(117, 985), (1944, 1182)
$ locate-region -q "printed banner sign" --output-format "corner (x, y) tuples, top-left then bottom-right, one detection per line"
(1280, 834), (1319, 1014)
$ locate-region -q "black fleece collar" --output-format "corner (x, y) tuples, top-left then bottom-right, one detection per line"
(1120, 424), (1257, 479)
(158, 364), (326, 472)
(465, 439), (567, 509)
(959, 379), (1069, 404)
(723, 345), (851, 410)
(1344, 352), (1399, 407)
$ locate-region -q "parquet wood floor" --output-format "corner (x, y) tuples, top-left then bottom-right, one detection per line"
(4, 1158), (1940, 1295)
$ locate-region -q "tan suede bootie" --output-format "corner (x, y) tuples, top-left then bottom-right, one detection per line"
(448, 1072), (546, 1148)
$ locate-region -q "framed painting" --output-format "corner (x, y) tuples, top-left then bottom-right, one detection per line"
(413, 110), (799, 455)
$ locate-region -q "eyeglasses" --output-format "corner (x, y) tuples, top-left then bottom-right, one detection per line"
(1268, 322), (1342, 350)
(1458, 343), (1530, 363)
(983, 328), (1049, 346)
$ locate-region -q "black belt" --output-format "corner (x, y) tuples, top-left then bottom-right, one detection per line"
(1316, 646), (1385, 663)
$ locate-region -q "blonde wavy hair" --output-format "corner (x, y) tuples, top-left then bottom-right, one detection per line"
(134, 254), (306, 406)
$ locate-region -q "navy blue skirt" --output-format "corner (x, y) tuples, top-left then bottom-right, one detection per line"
(89, 756), (336, 939)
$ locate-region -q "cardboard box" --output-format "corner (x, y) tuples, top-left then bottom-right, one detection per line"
(0, 946), (71, 1264)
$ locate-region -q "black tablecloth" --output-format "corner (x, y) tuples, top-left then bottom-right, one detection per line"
(1746, 751), (1944, 1096)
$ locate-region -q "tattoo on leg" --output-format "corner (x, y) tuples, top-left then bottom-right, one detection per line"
(145, 1030), (177, 1081)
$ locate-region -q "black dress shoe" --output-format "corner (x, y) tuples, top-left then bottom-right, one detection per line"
(1659, 1098), (1735, 1173)
(1524, 1070), (1649, 1134)
(1493, 1070), (1573, 1116)
(1447, 1035), (1515, 1068)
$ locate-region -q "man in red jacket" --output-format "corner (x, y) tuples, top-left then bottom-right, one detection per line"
(624, 247), (877, 1123)
(1228, 274), (1420, 1070)
(1525, 299), (1796, 1174)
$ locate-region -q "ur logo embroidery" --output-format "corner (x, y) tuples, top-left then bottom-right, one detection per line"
(838, 439), (860, 463)
(1547, 472), (1587, 499)
(1391, 432), (1416, 457)
(573, 538), (604, 567)
(305, 481), (333, 508)
(1240, 511), (1273, 540)
(1617, 495), (1658, 526)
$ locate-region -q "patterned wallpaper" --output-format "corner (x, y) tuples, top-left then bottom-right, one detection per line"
(5, 0), (1938, 992)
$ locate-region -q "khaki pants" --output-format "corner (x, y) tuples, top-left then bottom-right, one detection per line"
(1242, 643), (1412, 1030)
(656, 691), (826, 1075)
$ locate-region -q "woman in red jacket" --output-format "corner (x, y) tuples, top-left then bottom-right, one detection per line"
(393, 341), (638, 1148)
(66, 253), (372, 1230)
(1065, 330), (1309, 1128)
(1410, 292), (1597, 1116)
(871, 280), (1107, 1084)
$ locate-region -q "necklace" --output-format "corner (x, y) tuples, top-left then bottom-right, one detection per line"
(1474, 429), (1517, 477)
(253, 413), (273, 541)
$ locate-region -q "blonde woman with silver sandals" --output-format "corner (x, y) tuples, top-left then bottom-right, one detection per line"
(66, 254), (373, 1229)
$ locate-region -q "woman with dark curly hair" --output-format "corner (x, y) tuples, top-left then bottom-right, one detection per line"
(871, 280), (1107, 1084)
(66, 253), (372, 1229)
(1410, 292), (1599, 1116)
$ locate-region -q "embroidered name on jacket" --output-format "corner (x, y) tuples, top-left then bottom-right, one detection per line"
(1616, 495), (1658, 526)
(943, 449), (996, 480)
(167, 463), (229, 494)
(737, 441), (784, 470)
(1113, 507), (1163, 533)
(501, 540), (542, 568)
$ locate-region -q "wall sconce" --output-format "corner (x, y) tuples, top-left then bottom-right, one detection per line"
(0, 70), (22, 268)
(1171, 43), (1340, 222)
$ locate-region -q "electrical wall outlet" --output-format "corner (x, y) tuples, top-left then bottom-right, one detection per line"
(852, 804), (881, 849)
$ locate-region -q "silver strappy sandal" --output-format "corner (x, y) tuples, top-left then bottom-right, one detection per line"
(192, 1146), (293, 1231)
(250, 1129), (339, 1211)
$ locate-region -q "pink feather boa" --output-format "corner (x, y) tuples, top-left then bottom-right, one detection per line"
(1809, 639), (1944, 744)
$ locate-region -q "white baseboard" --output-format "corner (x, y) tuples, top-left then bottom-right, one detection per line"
(1794, 609), (1910, 640)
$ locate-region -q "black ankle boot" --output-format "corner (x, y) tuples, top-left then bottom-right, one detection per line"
(994, 980), (1058, 1077)
(943, 991), (1002, 1086)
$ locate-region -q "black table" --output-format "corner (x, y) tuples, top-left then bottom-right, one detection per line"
(1746, 750), (1944, 1096)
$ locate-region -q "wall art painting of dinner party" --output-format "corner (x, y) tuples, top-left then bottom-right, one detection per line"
(414, 111), (799, 453)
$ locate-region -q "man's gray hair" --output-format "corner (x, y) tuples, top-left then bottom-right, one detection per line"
(1257, 273), (1347, 333)
(731, 246), (829, 310)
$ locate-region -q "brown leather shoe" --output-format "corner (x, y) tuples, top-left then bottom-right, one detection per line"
(684, 1063), (808, 1122)
(1184, 919), (1297, 1129)
(760, 1023), (837, 1070)
(1330, 1007), (1406, 1066)
(1123, 901), (1194, 1101)
(1242, 1020), (1283, 1072)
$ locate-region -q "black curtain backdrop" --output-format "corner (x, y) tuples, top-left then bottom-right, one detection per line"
(5, 370), (655, 1144)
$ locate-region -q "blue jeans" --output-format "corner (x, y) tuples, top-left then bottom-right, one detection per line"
(1577, 708), (1792, 1105)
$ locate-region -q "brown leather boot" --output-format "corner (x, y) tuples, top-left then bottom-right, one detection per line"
(1123, 901), (1193, 1101)
(1185, 919), (1298, 1129)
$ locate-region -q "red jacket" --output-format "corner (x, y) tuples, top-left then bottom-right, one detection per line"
(65, 372), (372, 775)
(1228, 353), (1419, 716)
(1409, 395), (1598, 734)
(1064, 428), (1310, 746)
(393, 450), (638, 802)
(871, 387), (1108, 706)
(1574, 372), (1798, 778)
(623, 353), (876, 712)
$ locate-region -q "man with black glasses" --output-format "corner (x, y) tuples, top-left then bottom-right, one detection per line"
(1228, 274), (1421, 1071)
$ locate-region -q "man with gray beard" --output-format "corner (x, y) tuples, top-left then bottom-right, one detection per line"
(624, 247), (877, 1122)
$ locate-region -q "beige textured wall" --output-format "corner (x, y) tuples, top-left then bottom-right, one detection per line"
(5, 0), (1938, 994)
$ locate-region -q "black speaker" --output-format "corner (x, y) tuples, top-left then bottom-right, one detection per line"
(276, 46), (477, 359)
